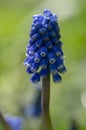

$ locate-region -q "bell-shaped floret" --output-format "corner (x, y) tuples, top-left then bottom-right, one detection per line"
(40, 58), (48, 69)
(30, 62), (39, 73)
(49, 63), (57, 74)
(45, 41), (53, 49)
(56, 58), (64, 69)
(58, 65), (67, 74)
(32, 33), (40, 41)
(34, 52), (41, 63)
(48, 52), (56, 64)
(27, 44), (37, 56)
(35, 39), (43, 48)
(53, 73), (62, 83)
(39, 28), (46, 35)
(24, 56), (34, 67)
(53, 45), (62, 56)
(26, 67), (33, 74)
(40, 47), (48, 57)
(30, 73), (40, 83)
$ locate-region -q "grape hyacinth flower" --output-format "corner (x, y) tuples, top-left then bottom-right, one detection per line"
(24, 9), (67, 130)
(24, 9), (66, 83)
(5, 116), (23, 130)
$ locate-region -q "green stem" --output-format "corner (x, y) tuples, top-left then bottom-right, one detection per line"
(0, 112), (11, 130)
(42, 73), (52, 130)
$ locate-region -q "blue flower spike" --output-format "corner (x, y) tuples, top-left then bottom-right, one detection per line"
(24, 9), (66, 83)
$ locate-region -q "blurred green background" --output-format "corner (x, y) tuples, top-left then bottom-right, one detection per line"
(0, 0), (86, 129)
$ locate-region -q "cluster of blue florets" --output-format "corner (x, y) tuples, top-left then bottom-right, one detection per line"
(24, 9), (66, 83)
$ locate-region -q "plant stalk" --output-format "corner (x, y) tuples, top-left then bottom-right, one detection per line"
(42, 73), (52, 130)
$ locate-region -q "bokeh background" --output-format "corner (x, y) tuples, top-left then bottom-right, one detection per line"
(0, 0), (86, 129)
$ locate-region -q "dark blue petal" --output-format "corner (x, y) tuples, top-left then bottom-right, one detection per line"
(34, 18), (39, 23)
(34, 22), (43, 29)
(33, 18), (39, 23)
(32, 33), (40, 41)
(29, 38), (35, 45)
(51, 14), (57, 21)
(30, 73), (40, 83)
(33, 14), (44, 22)
(57, 41), (62, 48)
(45, 41), (53, 49)
(40, 47), (48, 57)
(24, 56), (34, 67)
(58, 66), (67, 74)
(35, 39), (43, 48)
(36, 14), (44, 22)
(40, 68), (48, 77)
(53, 73), (62, 83)
(27, 44), (37, 56)
(26, 67), (33, 74)
(30, 62), (39, 72)
(50, 31), (56, 37)
(43, 9), (52, 17)
(52, 37), (58, 44)
(39, 28), (46, 35)
(45, 23), (53, 31)
(50, 20), (58, 28)
(24, 57), (29, 66)
(48, 52), (56, 64)
(56, 34), (61, 40)
(40, 58), (48, 69)
(42, 34), (50, 42)
(53, 45), (62, 56)
(50, 64), (57, 74)
(54, 26), (60, 34)
(58, 51), (64, 60)
(30, 26), (38, 36)
(56, 58), (64, 69)
(43, 17), (50, 24)
(34, 52), (41, 63)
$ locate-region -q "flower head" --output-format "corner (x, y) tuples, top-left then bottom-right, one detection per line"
(24, 9), (66, 83)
